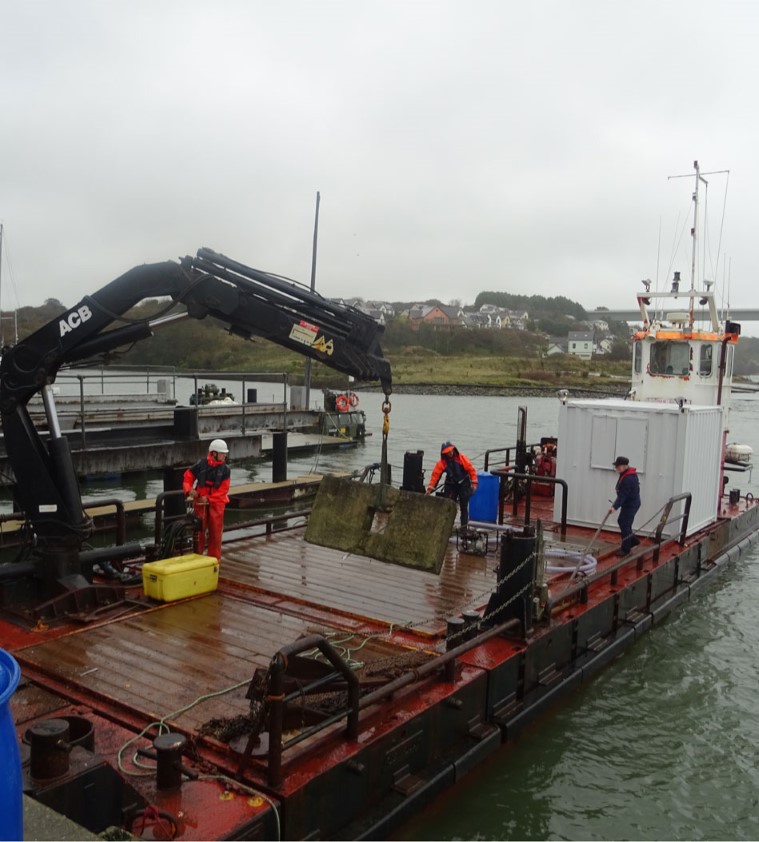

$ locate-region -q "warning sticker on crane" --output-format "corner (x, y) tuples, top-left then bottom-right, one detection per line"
(289, 320), (334, 355)
(312, 335), (334, 355)
(289, 320), (319, 346)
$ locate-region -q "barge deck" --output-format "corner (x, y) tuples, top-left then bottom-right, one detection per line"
(6, 491), (759, 840)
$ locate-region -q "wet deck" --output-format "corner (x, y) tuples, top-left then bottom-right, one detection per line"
(220, 528), (496, 635)
(14, 588), (431, 737)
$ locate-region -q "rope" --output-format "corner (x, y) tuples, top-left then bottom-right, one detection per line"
(116, 677), (250, 776)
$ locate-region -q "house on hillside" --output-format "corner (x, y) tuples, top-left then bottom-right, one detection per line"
(594, 336), (615, 355)
(409, 304), (463, 331)
(546, 338), (568, 356)
(463, 312), (491, 329)
(355, 300), (394, 325)
(567, 331), (594, 360)
(507, 310), (529, 330)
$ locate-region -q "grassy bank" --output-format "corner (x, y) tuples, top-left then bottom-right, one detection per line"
(291, 348), (631, 393)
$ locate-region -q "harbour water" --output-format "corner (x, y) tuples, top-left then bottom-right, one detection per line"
(11, 381), (759, 839)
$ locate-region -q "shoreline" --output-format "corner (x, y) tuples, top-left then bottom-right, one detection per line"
(357, 382), (629, 399)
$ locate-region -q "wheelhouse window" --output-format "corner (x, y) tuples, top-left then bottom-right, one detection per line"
(633, 342), (642, 374)
(699, 344), (713, 376)
(649, 340), (690, 376)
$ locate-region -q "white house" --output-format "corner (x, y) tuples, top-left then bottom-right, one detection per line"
(567, 331), (593, 360)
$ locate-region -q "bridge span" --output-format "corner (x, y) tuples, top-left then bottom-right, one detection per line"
(585, 308), (759, 323)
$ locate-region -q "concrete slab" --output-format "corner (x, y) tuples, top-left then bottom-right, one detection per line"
(305, 476), (456, 572)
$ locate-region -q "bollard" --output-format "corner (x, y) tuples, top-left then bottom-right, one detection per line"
(272, 432), (288, 483)
(461, 609), (481, 641)
(401, 451), (425, 493)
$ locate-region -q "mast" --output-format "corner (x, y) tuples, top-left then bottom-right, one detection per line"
(668, 160), (728, 328)
(688, 160), (707, 326)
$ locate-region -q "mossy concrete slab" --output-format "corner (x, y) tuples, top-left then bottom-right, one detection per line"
(305, 476), (456, 573)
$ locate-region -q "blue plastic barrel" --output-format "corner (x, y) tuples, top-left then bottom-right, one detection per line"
(469, 471), (499, 523)
(0, 649), (22, 842)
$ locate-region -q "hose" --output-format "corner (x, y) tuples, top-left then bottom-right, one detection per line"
(544, 547), (598, 578)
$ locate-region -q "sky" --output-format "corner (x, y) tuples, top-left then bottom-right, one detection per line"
(1, 0), (757, 320)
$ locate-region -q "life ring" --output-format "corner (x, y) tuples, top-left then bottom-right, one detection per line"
(335, 394), (350, 412)
(348, 392), (359, 407)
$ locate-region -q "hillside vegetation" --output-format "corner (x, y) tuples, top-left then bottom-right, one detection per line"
(6, 296), (759, 390)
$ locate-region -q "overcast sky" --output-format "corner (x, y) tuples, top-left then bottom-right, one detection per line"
(1, 0), (757, 322)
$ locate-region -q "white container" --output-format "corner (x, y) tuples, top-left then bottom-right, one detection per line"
(553, 399), (724, 538)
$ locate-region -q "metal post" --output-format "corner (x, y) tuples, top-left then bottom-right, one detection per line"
(304, 191), (320, 411)
(241, 376), (246, 433)
(77, 375), (86, 450)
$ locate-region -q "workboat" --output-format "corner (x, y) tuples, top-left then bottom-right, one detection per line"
(2, 168), (759, 840)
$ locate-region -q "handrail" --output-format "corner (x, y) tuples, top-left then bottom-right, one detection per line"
(490, 469), (568, 540)
(81, 496), (126, 545)
(652, 492), (692, 563)
(154, 490), (189, 546)
(265, 634), (360, 786)
(547, 492), (693, 611)
(256, 617), (520, 786)
(154, 490), (311, 546)
(483, 443), (543, 472)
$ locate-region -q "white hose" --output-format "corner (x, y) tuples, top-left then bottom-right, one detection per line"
(544, 547), (597, 577)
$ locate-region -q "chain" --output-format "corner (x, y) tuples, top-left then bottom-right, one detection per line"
(380, 395), (391, 486)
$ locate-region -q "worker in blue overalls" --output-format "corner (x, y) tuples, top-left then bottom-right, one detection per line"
(609, 455), (641, 557)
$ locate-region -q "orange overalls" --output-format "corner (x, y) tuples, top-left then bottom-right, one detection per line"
(183, 455), (231, 560)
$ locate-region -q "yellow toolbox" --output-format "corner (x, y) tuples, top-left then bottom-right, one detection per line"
(142, 554), (219, 602)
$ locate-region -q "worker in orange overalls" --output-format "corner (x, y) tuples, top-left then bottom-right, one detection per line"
(183, 439), (231, 560)
(426, 441), (478, 528)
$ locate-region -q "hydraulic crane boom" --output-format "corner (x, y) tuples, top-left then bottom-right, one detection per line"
(0, 248), (392, 563)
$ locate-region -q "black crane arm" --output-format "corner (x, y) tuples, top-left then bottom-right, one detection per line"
(0, 249), (392, 545)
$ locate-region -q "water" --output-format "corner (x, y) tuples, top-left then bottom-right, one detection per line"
(15, 378), (759, 839)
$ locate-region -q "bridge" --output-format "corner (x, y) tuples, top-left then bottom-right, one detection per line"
(585, 308), (759, 323)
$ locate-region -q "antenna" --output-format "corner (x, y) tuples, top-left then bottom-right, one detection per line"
(668, 161), (729, 326)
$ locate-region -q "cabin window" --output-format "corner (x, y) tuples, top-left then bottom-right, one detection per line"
(726, 344), (734, 376)
(633, 342), (642, 374)
(649, 340), (690, 376)
(699, 344), (713, 376)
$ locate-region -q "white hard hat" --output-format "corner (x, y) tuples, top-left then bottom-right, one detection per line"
(209, 438), (229, 454)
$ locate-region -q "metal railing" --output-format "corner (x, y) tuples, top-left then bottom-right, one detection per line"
(484, 443), (544, 472)
(490, 468), (568, 540)
(546, 492), (693, 612)
(34, 366), (294, 451)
